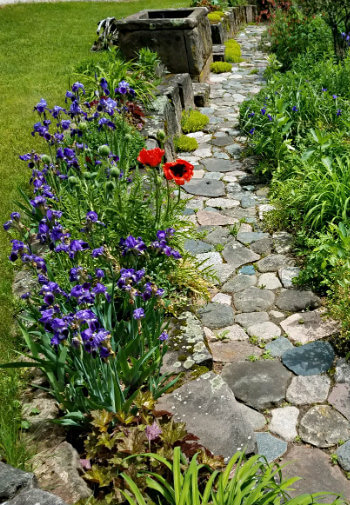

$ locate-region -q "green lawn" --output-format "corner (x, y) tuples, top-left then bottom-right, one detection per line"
(0, 0), (189, 355)
(0, 0), (189, 466)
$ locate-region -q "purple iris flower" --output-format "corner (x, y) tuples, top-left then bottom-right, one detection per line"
(70, 240), (89, 252)
(3, 220), (12, 231)
(337, 109), (342, 116)
(95, 269), (105, 279)
(30, 195), (47, 208)
(11, 212), (21, 220)
(248, 112), (255, 117)
(72, 82), (85, 93)
(21, 292), (31, 300)
(51, 105), (65, 118)
(92, 246), (104, 258)
(61, 119), (71, 130)
(333, 94), (338, 99)
(159, 331), (169, 341)
(261, 108), (266, 115)
(133, 308), (145, 320)
(34, 98), (47, 114)
(292, 106), (298, 112)
(86, 211), (98, 222)
(69, 267), (82, 282)
(249, 128), (255, 135)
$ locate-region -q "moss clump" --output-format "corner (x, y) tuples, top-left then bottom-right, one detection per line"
(181, 109), (209, 133)
(224, 38), (243, 63)
(210, 61), (232, 74)
(174, 135), (198, 152)
(207, 11), (225, 23)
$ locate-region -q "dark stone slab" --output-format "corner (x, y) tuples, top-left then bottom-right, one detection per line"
(234, 287), (275, 312)
(222, 360), (292, 410)
(282, 341), (335, 376)
(184, 239), (214, 254)
(255, 432), (287, 463)
(3, 488), (68, 505)
(201, 158), (238, 172)
(156, 372), (256, 457)
(275, 290), (321, 312)
(281, 446), (350, 503)
(0, 462), (35, 501)
(183, 179), (225, 197)
(299, 405), (350, 448)
(198, 302), (235, 329)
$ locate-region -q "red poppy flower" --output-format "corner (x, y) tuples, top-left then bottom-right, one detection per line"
(137, 148), (165, 167)
(162, 159), (194, 185)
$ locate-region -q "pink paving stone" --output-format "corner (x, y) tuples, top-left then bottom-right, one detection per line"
(328, 383), (350, 421)
(196, 210), (237, 226)
(280, 309), (340, 345)
(208, 340), (262, 363)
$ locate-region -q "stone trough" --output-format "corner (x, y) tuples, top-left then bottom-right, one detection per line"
(116, 8), (213, 82)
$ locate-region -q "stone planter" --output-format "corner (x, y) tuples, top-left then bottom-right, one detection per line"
(116, 8), (213, 82)
(209, 5), (257, 45)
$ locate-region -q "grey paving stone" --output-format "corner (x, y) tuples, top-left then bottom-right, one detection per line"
(205, 197), (239, 209)
(276, 290), (321, 312)
(222, 242), (260, 269)
(234, 287), (275, 312)
(239, 265), (256, 275)
(334, 358), (350, 384)
(184, 239), (214, 254)
(282, 341), (335, 376)
(3, 489), (68, 505)
(250, 238), (273, 255)
(204, 226), (232, 245)
(299, 405), (350, 448)
(255, 432), (287, 462)
(198, 302), (235, 329)
(237, 231), (269, 245)
(286, 375), (331, 405)
(183, 179), (226, 197)
(265, 337), (293, 357)
(222, 274), (257, 293)
(196, 210), (236, 226)
(336, 440), (350, 472)
(257, 273), (282, 290)
(222, 360), (292, 410)
(278, 266), (301, 288)
(256, 254), (291, 273)
(209, 340), (262, 363)
(269, 406), (299, 441)
(235, 311), (270, 328)
(0, 462), (35, 501)
(201, 158), (238, 172)
(239, 403), (267, 431)
(210, 135), (234, 146)
(273, 232), (293, 254)
(156, 372), (256, 458)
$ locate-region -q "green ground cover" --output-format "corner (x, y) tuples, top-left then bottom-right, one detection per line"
(0, 0), (189, 468)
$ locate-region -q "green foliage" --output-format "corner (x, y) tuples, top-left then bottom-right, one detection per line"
(73, 48), (161, 107)
(181, 110), (209, 133)
(207, 11), (224, 23)
(224, 39), (243, 63)
(122, 447), (345, 505)
(81, 394), (224, 503)
(210, 62), (232, 74)
(174, 135), (199, 152)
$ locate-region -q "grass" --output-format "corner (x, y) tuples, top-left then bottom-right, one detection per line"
(0, 0), (189, 467)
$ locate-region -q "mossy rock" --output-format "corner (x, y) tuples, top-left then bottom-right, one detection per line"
(174, 135), (198, 152)
(181, 109), (209, 134)
(210, 61), (232, 74)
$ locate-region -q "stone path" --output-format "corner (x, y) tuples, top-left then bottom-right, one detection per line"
(161, 25), (350, 501)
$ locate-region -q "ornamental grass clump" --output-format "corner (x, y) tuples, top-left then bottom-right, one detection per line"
(181, 110), (209, 133)
(210, 61), (232, 73)
(224, 39), (243, 63)
(174, 135), (198, 152)
(1, 78), (209, 425)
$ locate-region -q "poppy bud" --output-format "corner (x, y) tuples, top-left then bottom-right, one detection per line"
(105, 181), (115, 191)
(157, 129), (166, 142)
(68, 176), (79, 186)
(79, 121), (88, 131)
(110, 167), (120, 178)
(41, 154), (51, 164)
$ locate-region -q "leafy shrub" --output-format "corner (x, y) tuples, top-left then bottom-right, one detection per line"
(174, 135), (198, 152)
(121, 447), (345, 505)
(207, 11), (224, 23)
(181, 110), (209, 133)
(210, 61), (232, 73)
(81, 393), (223, 502)
(224, 39), (243, 63)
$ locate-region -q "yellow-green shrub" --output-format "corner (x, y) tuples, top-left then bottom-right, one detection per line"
(210, 61), (232, 73)
(174, 135), (198, 152)
(225, 38), (243, 63)
(181, 110), (209, 133)
(207, 11), (225, 23)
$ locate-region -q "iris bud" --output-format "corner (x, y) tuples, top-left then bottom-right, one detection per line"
(79, 121), (88, 131)
(41, 154), (51, 164)
(98, 144), (110, 156)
